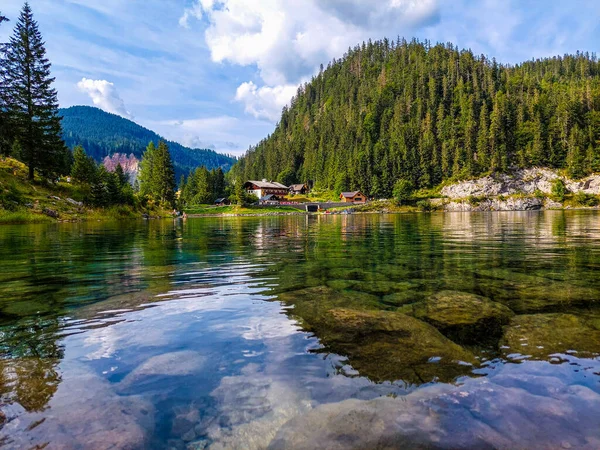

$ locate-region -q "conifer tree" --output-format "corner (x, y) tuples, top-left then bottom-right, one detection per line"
(0, 12), (10, 156)
(151, 141), (176, 206)
(1, 3), (67, 179)
(71, 145), (96, 183)
(138, 141), (157, 197)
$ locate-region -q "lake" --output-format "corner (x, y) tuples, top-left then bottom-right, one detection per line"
(1, 212), (600, 449)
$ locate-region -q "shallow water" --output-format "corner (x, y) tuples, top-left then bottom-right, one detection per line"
(0, 212), (600, 449)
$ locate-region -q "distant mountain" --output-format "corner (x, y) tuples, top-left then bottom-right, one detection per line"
(59, 106), (236, 178)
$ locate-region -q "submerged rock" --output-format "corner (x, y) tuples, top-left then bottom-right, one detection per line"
(0, 364), (153, 449)
(277, 287), (475, 383)
(501, 313), (600, 359)
(312, 308), (476, 383)
(120, 350), (206, 389)
(268, 361), (600, 450)
(401, 290), (514, 344)
(277, 286), (381, 325)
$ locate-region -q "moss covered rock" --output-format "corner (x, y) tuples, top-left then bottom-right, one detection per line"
(402, 290), (514, 345)
(501, 313), (600, 359)
(312, 308), (476, 383)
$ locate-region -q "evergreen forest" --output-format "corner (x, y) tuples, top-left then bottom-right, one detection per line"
(230, 39), (600, 197)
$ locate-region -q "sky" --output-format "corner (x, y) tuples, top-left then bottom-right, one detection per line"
(0, 0), (599, 156)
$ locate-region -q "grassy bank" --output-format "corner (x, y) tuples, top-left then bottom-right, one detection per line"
(0, 157), (170, 224)
(184, 205), (304, 216)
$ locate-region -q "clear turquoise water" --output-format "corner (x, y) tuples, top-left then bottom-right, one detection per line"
(1, 212), (600, 449)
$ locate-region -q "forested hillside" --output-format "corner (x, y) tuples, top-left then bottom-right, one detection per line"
(60, 106), (236, 177)
(231, 39), (600, 197)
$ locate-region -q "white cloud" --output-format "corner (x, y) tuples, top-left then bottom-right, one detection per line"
(77, 78), (133, 119)
(179, 2), (204, 28)
(235, 82), (298, 122)
(183, 0), (441, 123)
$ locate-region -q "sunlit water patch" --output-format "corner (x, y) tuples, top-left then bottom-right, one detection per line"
(0, 213), (600, 448)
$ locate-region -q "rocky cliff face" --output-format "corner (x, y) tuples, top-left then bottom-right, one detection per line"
(441, 168), (600, 199)
(438, 168), (600, 211)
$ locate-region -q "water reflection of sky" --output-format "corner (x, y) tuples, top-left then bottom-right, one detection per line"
(1, 213), (600, 448)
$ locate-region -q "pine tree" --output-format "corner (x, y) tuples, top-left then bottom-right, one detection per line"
(151, 141), (176, 206)
(0, 12), (10, 156)
(1, 3), (67, 179)
(138, 141), (157, 197)
(71, 145), (96, 183)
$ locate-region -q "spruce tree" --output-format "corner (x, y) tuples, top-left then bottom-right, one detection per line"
(1, 3), (66, 179)
(71, 145), (96, 183)
(138, 141), (157, 198)
(151, 141), (176, 206)
(0, 12), (10, 156)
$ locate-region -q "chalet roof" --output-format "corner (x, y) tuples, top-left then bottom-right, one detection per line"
(289, 184), (307, 190)
(214, 198), (227, 203)
(340, 191), (363, 198)
(245, 180), (288, 189)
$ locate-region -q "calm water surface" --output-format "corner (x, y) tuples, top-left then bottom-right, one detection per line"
(1, 212), (600, 449)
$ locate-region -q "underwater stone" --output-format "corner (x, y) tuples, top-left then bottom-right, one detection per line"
(404, 290), (515, 344)
(311, 308), (476, 383)
(501, 313), (600, 359)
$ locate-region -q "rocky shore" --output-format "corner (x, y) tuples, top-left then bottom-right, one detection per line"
(437, 168), (600, 211)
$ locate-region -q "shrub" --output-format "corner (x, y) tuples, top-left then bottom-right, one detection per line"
(551, 179), (567, 202)
(573, 192), (599, 207)
(393, 179), (414, 205)
(417, 200), (433, 212)
(467, 195), (485, 206)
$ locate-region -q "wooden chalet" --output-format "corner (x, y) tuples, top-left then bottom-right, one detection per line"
(244, 180), (289, 199)
(340, 191), (367, 204)
(214, 198), (231, 206)
(289, 183), (308, 195)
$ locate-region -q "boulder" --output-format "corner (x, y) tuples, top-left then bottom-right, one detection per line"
(42, 208), (58, 218)
(501, 313), (600, 359)
(0, 364), (153, 449)
(66, 197), (83, 206)
(268, 362), (600, 450)
(401, 290), (514, 344)
(119, 350), (206, 389)
(311, 308), (476, 383)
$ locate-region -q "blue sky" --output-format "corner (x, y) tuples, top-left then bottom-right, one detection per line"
(0, 0), (599, 156)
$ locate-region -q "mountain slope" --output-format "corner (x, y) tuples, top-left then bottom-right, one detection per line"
(231, 39), (600, 197)
(60, 106), (236, 177)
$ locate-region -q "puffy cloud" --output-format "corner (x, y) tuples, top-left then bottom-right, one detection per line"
(235, 82), (298, 122)
(183, 0), (440, 122)
(76, 78), (133, 119)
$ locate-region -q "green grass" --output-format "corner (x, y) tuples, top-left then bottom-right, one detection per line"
(0, 209), (54, 224)
(0, 157), (171, 223)
(184, 204), (304, 215)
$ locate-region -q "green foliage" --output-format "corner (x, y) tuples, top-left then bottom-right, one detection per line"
(416, 199), (433, 212)
(551, 179), (568, 202)
(573, 192), (599, 207)
(138, 141), (176, 207)
(0, 180), (23, 211)
(179, 165), (228, 207)
(71, 145), (97, 183)
(393, 179), (414, 205)
(231, 39), (600, 196)
(0, 3), (68, 180)
(59, 106), (235, 180)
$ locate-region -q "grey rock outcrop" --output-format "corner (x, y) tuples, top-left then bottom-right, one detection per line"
(441, 168), (600, 199)
(444, 197), (543, 211)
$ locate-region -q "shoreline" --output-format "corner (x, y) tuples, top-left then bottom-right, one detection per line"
(2, 204), (600, 225)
